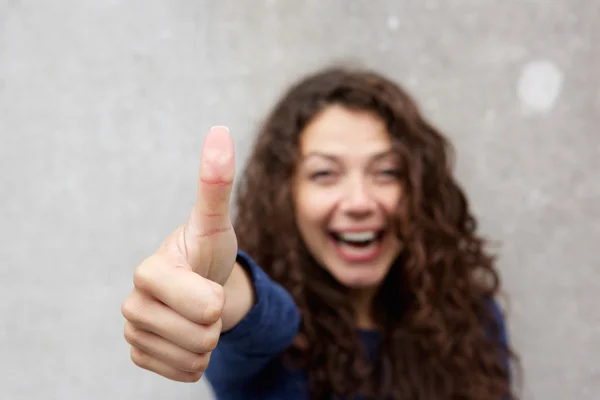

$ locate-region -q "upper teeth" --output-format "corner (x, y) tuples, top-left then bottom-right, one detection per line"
(338, 231), (376, 242)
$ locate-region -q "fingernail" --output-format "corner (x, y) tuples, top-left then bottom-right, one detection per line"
(203, 128), (233, 165)
(210, 125), (229, 132)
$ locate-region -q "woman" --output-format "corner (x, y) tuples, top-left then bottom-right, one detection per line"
(122, 67), (519, 399)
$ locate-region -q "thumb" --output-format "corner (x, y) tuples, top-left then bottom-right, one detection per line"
(180, 126), (237, 281)
(187, 125), (235, 238)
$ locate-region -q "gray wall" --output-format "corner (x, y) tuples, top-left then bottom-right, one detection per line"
(1, 1), (598, 399)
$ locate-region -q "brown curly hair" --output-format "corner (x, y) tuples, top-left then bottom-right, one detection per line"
(233, 66), (519, 399)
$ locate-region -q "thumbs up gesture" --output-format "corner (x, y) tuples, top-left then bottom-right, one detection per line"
(121, 126), (238, 382)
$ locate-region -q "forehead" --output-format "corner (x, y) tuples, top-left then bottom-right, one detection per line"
(299, 105), (392, 157)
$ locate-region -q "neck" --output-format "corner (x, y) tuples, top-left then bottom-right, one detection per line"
(349, 287), (379, 330)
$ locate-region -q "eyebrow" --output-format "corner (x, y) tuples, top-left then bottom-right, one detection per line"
(301, 150), (397, 162)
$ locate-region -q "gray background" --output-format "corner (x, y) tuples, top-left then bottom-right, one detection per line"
(1, 0), (598, 399)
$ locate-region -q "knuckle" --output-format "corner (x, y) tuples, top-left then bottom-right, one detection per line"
(123, 323), (143, 347)
(130, 347), (150, 369)
(133, 258), (155, 291)
(121, 293), (144, 323)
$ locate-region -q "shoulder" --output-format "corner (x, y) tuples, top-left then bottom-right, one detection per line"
(485, 296), (509, 346)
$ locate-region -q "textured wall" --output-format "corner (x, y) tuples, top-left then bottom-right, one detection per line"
(1, 1), (598, 399)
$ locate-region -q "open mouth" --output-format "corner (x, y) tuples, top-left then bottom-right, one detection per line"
(329, 229), (386, 262)
(330, 230), (385, 247)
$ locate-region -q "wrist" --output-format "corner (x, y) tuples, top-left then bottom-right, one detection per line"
(221, 261), (256, 332)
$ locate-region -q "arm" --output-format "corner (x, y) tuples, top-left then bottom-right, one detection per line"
(219, 259), (256, 332)
(204, 250), (301, 388)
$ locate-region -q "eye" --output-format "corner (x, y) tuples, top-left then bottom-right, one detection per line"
(310, 170), (335, 180)
(380, 169), (400, 176)
(308, 169), (340, 184)
(375, 168), (401, 182)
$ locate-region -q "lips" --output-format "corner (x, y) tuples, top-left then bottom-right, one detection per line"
(329, 229), (385, 262)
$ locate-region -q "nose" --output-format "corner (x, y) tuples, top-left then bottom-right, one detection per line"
(339, 177), (377, 217)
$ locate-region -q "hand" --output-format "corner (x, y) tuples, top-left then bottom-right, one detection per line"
(121, 126), (238, 382)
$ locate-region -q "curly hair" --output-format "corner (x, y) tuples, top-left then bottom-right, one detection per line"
(233, 66), (519, 399)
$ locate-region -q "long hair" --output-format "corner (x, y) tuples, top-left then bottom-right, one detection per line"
(233, 66), (519, 399)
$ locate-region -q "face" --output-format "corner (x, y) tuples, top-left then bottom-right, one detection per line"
(293, 105), (403, 290)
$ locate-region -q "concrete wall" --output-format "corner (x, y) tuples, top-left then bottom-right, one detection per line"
(1, 1), (598, 399)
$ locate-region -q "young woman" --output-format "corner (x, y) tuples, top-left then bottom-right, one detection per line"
(122, 67), (519, 400)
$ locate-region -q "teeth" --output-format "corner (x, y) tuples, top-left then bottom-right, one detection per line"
(338, 231), (376, 242)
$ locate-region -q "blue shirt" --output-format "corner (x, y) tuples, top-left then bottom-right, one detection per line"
(204, 251), (508, 399)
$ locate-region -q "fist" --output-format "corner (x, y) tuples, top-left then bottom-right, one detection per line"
(121, 126), (237, 382)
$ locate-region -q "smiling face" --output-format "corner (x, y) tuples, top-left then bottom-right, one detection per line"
(293, 105), (404, 290)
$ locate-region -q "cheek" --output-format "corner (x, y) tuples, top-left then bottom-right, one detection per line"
(377, 185), (403, 214)
(293, 186), (337, 239)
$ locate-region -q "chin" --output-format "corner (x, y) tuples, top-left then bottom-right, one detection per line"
(329, 263), (390, 289)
